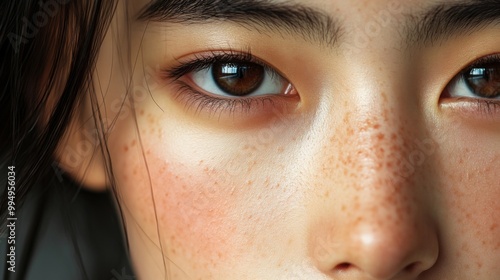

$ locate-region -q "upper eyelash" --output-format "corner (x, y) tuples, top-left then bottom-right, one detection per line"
(455, 53), (500, 99)
(162, 49), (281, 81)
(160, 49), (287, 116)
(460, 53), (500, 77)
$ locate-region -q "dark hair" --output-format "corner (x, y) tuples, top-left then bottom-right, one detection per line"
(1, 1), (133, 279)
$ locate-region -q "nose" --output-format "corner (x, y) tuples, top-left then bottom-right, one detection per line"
(314, 208), (439, 279)
(307, 92), (439, 279)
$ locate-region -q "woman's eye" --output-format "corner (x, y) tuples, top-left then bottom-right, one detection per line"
(447, 57), (500, 100)
(189, 61), (292, 97)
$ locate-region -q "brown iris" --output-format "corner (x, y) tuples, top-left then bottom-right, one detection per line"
(212, 61), (265, 96)
(465, 64), (500, 98)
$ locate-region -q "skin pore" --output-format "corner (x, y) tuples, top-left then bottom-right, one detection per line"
(57, 0), (500, 279)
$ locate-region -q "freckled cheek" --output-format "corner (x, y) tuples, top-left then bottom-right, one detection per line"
(113, 145), (240, 264)
(439, 151), (500, 259)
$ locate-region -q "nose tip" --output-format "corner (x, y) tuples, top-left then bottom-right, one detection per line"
(344, 228), (436, 279)
(314, 219), (439, 280)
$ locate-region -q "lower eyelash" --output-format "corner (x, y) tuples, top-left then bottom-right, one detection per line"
(474, 99), (500, 115)
(172, 81), (276, 117)
(161, 49), (287, 116)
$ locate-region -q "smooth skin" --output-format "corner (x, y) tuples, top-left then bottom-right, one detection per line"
(56, 0), (500, 279)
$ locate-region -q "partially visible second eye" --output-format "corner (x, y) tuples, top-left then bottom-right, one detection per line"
(189, 60), (293, 97)
(447, 55), (500, 100)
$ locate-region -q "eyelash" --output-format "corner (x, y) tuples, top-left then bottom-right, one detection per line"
(161, 50), (500, 118)
(444, 54), (500, 114)
(465, 54), (500, 70)
(161, 49), (282, 115)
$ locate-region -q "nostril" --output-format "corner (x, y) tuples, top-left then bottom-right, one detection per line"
(335, 263), (352, 271)
(404, 262), (420, 274)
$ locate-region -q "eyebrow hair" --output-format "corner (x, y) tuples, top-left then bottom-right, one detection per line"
(137, 0), (341, 47)
(407, 0), (500, 47)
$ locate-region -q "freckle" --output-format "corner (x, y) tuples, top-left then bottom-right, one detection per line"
(347, 128), (354, 136)
(123, 145), (129, 152)
(131, 140), (136, 147)
(376, 133), (385, 140)
(139, 110), (145, 116)
(462, 242), (470, 252)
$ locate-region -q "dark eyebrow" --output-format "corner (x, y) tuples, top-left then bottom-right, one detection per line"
(137, 0), (341, 47)
(407, 0), (500, 47)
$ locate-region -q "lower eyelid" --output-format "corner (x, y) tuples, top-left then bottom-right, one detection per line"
(168, 80), (299, 120)
(440, 98), (500, 122)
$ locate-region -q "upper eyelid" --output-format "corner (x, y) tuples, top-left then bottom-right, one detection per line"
(442, 53), (500, 89)
(163, 50), (287, 81)
(164, 51), (255, 79)
(459, 53), (500, 72)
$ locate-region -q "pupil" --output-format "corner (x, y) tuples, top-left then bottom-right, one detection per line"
(465, 65), (500, 98)
(212, 62), (265, 96)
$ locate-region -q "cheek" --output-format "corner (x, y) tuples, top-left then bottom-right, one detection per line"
(437, 145), (500, 270)
(111, 137), (242, 269)
(108, 112), (308, 276)
(151, 156), (239, 263)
